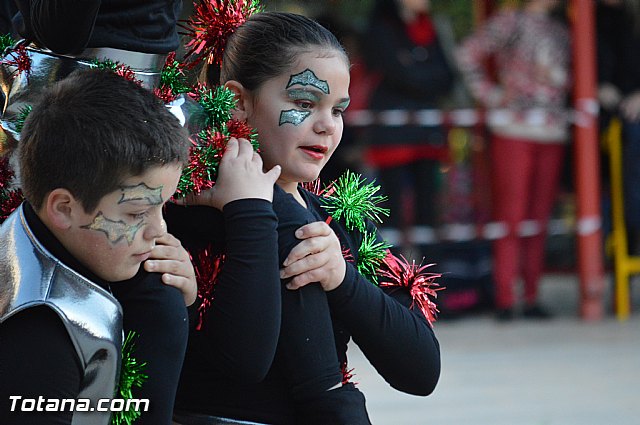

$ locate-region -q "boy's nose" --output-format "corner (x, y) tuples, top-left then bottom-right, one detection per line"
(144, 212), (166, 240)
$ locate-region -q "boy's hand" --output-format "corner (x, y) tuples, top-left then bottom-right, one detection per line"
(144, 231), (197, 306)
(280, 221), (346, 292)
(176, 138), (281, 210)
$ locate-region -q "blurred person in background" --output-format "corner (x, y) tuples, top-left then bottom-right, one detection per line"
(361, 0), (455, 254)
(456, 0), (571, 321)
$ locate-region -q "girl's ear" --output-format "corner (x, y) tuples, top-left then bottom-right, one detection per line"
(224, 80), (251, 121)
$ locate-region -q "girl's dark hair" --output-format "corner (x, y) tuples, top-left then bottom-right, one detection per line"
(205, 11), (348, 90)
(19, 69), (190, 211)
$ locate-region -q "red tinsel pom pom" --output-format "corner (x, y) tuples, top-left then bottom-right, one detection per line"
(378, 252), (443, 327)
(180, 0), (262, 68)
(2, 44), (31, 78)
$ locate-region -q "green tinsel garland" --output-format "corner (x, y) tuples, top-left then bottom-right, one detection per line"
(111, 331), (147, 425)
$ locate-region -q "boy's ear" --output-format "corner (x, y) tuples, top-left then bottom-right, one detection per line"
(44, 189), (79, 230)
(224, 80), (250, 121)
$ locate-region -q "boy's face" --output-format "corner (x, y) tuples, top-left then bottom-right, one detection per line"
(245, 52), (350, 192)
(63, 163), (182, 282)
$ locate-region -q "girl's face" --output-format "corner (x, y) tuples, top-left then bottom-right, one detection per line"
(242, 51), (350, 193)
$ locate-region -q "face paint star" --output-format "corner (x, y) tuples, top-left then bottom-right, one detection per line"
(286, 69), (329, 94)
(81, 212), (144, 246)
(118, 183), (163, 205)
(279, 109), (311, 126)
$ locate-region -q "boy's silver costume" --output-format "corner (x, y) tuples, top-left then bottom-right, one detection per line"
(0, 205), (123, 425)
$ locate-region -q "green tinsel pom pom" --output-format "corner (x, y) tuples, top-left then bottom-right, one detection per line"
(111, 331), (148, 425)
(13, 105), (32, 134)
(321, 170), (390, 233)
(194, 85), (236, 129)
(357, 231), (392, 285)
(159, 54), (190, 95)
(0, 33), (15, 53)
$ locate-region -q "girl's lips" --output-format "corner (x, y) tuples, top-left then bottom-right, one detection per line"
(299, 145), (328, 160)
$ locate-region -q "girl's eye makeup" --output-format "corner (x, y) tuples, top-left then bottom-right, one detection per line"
(280, 109), (310, 126)
(286, 69), (329, 94)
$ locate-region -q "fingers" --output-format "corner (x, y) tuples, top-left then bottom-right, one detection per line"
(283, 234), (330, 267)
(160, 273), (197, 306)
(236, 137), (254, 158)
(285, 270), (322, 290)
(224, 137), (239, 159)
(264, 164), (281, 184)
(295, 221), (333, 240)
(154, 231), (180, 248)
(281, 251), (326, 280)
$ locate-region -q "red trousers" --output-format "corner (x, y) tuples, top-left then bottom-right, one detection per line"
(490, 134), (566, 309)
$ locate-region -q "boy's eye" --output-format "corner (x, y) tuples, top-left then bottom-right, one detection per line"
(130, 211), (148, 220)
(333, 108), (345, 117)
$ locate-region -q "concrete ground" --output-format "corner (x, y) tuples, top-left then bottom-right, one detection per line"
(347, 273), (640, 425)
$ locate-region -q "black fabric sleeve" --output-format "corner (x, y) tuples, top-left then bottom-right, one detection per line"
(0, 306), (82, 425)
(14, 0), (101, 54)
(110, 272), (189, 425)
(166, 199), (282, 383)
(327, 261), (441, 396)
(271, 187), (371, 424)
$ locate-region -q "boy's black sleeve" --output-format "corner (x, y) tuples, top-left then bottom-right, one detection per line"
(110, 272), (189, 425)
(0, 306), (82, 425)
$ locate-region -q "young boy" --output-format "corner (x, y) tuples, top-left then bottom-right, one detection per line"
(0, 69), (190, 424)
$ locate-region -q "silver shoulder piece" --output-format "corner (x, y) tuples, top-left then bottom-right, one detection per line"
(0, 205), (123, 425)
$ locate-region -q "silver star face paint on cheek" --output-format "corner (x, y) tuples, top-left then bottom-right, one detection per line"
(81, 212), (144, 246)
(118, 183), (164, 205)
(286, 69), (329, 94)
(280, 109), (310, 126)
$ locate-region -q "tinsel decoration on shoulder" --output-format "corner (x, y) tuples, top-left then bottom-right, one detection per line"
(309, 170), (442, 324)
(378, 254), (443, 327)
(111, 331), (148, 425)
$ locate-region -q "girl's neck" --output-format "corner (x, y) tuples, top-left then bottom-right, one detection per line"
(279, 181), (307, 207)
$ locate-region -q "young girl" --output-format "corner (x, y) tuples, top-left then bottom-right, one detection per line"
(168, 10), (441, 425)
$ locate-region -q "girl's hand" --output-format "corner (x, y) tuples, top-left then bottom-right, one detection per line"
(281, 221), (346, 291)
(144, 231), (197, 306)
(175, 138), (281, 210)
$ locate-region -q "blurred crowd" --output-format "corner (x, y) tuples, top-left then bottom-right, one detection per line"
(316, 0), (633, 320)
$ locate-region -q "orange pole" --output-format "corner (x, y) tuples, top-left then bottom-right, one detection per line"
(570, 0), (605, 320)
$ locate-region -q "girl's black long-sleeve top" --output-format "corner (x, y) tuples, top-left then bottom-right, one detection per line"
(172, 186), (441, 424)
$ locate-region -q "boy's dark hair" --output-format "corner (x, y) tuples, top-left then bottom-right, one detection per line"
(18, 68), (189, 211)
(210, 11), (349, 90)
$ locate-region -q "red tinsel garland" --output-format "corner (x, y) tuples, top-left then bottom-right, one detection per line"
(192, 246), (226, 331)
